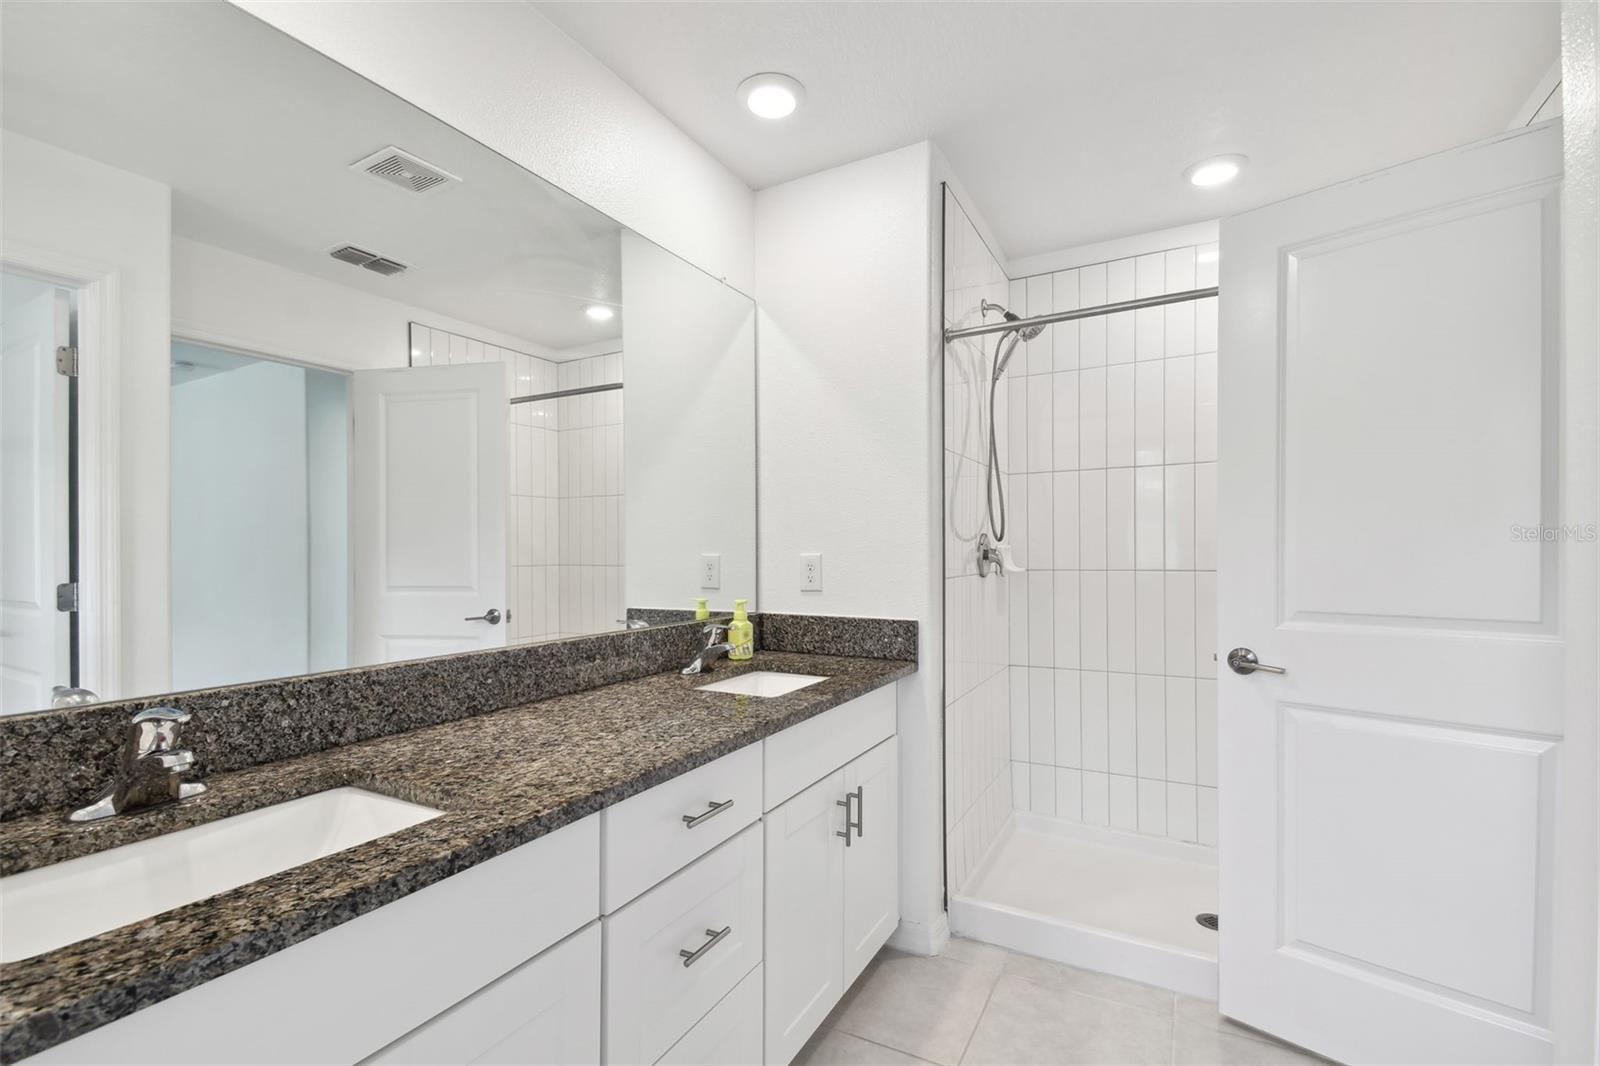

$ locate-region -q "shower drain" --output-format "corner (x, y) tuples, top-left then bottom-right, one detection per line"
(1195, 913), (1220, 931)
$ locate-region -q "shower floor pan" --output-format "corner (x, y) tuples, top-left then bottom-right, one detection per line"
(950, 814), (1219, 998)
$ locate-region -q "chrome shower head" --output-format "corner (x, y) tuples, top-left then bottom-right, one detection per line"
(980, 299), (1045, 341)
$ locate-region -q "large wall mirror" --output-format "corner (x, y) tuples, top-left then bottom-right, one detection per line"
(0, 0), (757, 714)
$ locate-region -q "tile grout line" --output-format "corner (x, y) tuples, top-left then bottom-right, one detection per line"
(953, 964), (1004, 1066)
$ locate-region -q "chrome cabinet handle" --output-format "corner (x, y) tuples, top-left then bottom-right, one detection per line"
(679, 926), (731, 967)
(464, 609), (502, 624)
(835, 786), (864, 845)
(682, 799), (734, 828)
(1227, 647), (1286, 676)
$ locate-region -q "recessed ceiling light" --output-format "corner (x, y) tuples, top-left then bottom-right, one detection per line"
(738, 72), (805, 120)
(585, 305), (615, 322)
(1185, 154), (1247, 188)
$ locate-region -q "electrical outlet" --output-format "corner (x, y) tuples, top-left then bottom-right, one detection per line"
(801, 552), (823, 591)
(700, 553), (721, 589)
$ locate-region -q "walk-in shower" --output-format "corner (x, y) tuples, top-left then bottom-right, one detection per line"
(941, 184), (1224, 997)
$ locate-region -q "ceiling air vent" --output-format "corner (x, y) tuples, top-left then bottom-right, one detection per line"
(350, 146), (461, 195)
(328, 244), (410, 277)
(363, 256), (408, 277)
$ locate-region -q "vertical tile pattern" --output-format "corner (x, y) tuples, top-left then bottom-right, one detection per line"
(409, 324), (572, 644)
(1000, 238), (1220, 845)
(942, 191), (1013, 891)
(556, 352), (626, 637)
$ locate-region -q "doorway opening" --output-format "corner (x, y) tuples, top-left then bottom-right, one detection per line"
(169, 341), (350, 690)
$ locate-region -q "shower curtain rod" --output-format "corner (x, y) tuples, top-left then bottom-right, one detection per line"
(943, 285), (1219, 343)
(511, 381), (623, 405)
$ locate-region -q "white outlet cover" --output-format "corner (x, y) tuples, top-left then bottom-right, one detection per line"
(801, 552), (823, 591)
(701, 553), (721, 589)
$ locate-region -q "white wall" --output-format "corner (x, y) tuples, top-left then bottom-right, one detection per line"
(173, 237), (552, 372)
(622, 232), (757, 614)
(230, 0), (755, 293)
(0, 130), (172, 698)
(171, 356), (309, 690)
(755, 141), (945, 952)
(306, 370), (350, 673)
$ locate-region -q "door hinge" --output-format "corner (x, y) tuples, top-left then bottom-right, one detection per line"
(55, 582), (78, 613)
(55, 345), (78, 378)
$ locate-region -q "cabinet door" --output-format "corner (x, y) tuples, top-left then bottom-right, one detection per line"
(764, 769), (846, 1066)
(842, 737), (899, 986)
(364, 922), (601, 1065)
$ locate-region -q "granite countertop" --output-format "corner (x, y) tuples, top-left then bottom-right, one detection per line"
(0, 651), (913, 1062)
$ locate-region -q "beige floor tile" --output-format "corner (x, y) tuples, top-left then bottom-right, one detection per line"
(1003, 951), (1177, 1016)
(832, 952), (1001, 1066)
(795, 1028), (938, 1066)
(939, 936), (1010, 974)
(961, 974), (1174, 1065)
(1172, 1021), (1329, 1065)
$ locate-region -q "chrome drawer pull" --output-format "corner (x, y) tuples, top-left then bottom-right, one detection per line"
(682, 799), (734, 828)
(679, 926), (732, 967)
(835, 786), (863, 845)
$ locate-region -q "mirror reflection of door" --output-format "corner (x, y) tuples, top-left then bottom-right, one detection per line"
(169, 342), (349, 690)
(0, 271), (75, 713)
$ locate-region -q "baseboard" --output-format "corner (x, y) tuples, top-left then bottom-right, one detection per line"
(888, 910), (951, 956)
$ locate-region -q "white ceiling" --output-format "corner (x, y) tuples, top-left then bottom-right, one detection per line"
(2, 0), (625, 352)
(537, 1), (1559, 260)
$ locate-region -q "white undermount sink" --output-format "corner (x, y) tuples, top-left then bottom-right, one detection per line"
(696, 671), (829, 698)
(0, 787), (441, 963)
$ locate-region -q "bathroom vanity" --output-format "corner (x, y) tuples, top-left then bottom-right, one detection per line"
(0, 640), (913, 1065)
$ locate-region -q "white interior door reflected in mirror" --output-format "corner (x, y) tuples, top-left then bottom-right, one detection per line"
(0, 274), (71, 714)
(352, 363), (507, 665)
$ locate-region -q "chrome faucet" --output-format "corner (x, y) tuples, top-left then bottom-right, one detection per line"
(682, 623), (734, 676)
(68, 707), (207, 822)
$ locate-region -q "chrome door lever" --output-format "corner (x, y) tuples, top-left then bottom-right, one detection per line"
(1227, 647), (1286, 675)
(464, 608), (502, 624)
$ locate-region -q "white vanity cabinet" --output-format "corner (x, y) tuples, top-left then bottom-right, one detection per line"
(364, 923), (602, 1065)
(21, 682), (903, 1066)
(763, 736), (899, 1066)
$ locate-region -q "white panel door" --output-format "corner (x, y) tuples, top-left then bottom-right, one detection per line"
(352, 363), (507, 665)
(0, 278), (70, 714)
(1219, 123), (1571, 1065)
(764, 768), (846, 1066)
(842, 737), (899, 986)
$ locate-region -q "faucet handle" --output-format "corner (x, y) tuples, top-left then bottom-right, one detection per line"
(126, 706), (191, 758)
(132, 707), (190, 725)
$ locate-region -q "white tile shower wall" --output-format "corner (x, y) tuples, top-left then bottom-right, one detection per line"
(1001, 242), (1219, 846)
(409, 323), (562, 643)
(557, 352), (625, 636)
(943, 189), (1013, 893)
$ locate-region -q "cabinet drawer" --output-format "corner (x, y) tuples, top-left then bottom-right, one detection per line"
(603, 825), (763, 1065)
(764, 684), (895, 810)
(602, 743), (761, 911)
(654, 963), (762, 1066)
(364, 923), (601, 1065)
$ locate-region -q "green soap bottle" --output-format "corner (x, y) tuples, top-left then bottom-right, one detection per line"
(694, 597), (710, 621)
(728, 599), (754, 661)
